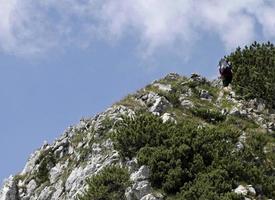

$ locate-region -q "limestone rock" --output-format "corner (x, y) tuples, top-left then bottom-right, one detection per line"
(139, 92), (171, 115)
(234, 185), (248, 195)
(26, 180), (37, 195)
(246, 185), (256, 196)
(140, 193), (163, 200)
(161, 113), (176, 123)
(0, 176), (18, 200)
(126, 181), (152, 200)
(153, 83), (172, 92)
(130, 166), (150, 182)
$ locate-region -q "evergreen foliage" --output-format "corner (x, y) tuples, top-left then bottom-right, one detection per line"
(191, 107), (226, 123)
(35, 150), (56, 184)
(226, 41), (275, 107)
(77, 165), (130, 200)
(113, 112), (275, 199)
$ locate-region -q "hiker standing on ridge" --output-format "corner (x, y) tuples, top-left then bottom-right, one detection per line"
(218, 58), (233, 87)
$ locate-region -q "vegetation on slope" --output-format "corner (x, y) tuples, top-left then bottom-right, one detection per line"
(77, 165), (130, 200)
(113, 112), (275, 199)
(226, 41), (275, 107)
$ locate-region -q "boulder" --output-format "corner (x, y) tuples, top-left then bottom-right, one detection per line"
(140, 92), (171, 115)
(129, 181), (151, 200)
(246, 185), (256, 196)
(130, 166), (150, 182)
(234, 185), (248, 195)
(161, 113), (176, 123)
(26, 180), (37, 195)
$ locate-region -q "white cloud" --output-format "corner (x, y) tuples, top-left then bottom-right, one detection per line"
(0, 0), (275, 57)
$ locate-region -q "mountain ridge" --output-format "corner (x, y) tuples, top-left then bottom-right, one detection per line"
(1, 73), (274, 200)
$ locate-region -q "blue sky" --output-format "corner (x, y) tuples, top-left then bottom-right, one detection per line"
(1, 0), (275, 183)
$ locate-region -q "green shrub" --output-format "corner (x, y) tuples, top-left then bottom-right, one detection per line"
(226, 41), (275, 108)
(77, 165), (130, 200)
(113, 112), (275, 199)
(191, 107), (226, 123)
(112, 112), (175, 159)
(35, 150), (56, 184)
(175, 169), (242, 200)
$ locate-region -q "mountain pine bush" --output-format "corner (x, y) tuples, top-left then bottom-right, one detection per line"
(77, 165), (130, 200)
(226, 41), (275, 107)
(113, 112), (275, 199)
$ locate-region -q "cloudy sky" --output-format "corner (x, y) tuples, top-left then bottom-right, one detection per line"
(1, 0), (275, 183)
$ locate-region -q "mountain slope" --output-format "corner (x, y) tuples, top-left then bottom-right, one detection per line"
(1, 73), (274, 200)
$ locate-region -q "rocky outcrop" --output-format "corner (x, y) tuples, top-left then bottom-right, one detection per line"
(0, 176), (18, 200)
(139, 92), (171, 115)
(234, 184), (256, 198)
(126, 165), (162, 200)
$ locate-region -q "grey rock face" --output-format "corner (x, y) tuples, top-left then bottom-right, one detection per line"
(139, 92), (171, 115)
(130, 166), (150, 182)
(126, 165), (162, 200)
(0, 176), (18, 200)
(26, 180), (37, 195)
(0, 105), (136, 200)
(126, 181), (152, 200)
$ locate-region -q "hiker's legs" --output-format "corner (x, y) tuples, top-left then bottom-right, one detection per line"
(222, 75), (232, 87)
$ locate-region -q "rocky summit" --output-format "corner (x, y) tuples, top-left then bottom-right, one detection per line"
(0, 73), (275, 200)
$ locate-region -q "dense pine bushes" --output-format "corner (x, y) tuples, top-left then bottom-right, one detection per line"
(77, 166), (130, 200)
(226, 41), (275, 107)
(112, 112), (275, 199)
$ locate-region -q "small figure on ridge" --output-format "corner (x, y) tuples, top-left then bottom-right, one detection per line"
(218, 58), (233, 87)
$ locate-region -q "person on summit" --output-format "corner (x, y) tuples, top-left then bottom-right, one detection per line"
(218, 58), (233, 87)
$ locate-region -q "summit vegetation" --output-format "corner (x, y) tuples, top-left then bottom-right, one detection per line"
(227, 41), (275, 108)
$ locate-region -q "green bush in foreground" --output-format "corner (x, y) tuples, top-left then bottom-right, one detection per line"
(113, 112), (275, 199)
(77, 165), (130, 200)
